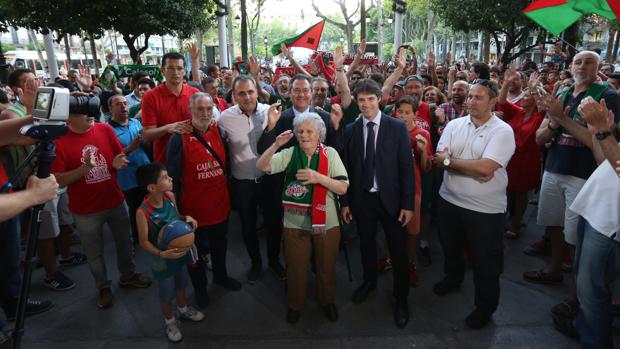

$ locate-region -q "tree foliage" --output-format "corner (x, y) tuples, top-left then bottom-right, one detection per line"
(0, 0), (216, 63)
(430, 0), (542, 65)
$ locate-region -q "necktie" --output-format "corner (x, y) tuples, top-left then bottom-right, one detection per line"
(363, 122), (375, 191)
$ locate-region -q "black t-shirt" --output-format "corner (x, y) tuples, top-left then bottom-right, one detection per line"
(545, 86), (620, 179)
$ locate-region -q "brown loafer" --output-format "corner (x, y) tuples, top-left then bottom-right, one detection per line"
(97, 288), (113, 309)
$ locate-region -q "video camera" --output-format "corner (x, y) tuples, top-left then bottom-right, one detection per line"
(31, 87), (101, 126)
(23, 87), (101, 140)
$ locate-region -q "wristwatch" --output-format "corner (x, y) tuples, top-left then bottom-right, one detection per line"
(443, 154), (451, 168)
(595, 130), (612, 141)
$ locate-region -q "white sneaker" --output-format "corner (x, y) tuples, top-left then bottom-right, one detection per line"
(178, 306), (205, 322)
(165, 320), (183, 343)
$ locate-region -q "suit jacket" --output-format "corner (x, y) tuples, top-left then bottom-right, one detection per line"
(340, 113), (415, 217)
(257, 107), (343, 154)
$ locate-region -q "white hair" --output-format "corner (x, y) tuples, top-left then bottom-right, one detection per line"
(293, 112), (326, 143)
(189, 92), (213, 109)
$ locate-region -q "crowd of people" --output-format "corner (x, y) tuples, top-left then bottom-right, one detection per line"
(0, 39), (619, 348)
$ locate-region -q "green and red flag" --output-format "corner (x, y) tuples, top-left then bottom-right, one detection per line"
(271, 20), (325, 55)
(524, 0), (620, 36)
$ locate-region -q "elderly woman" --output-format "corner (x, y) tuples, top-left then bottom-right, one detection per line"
(423, 85), (447, 106)
(167, 92), (242, 308)
(257, 111), (348, 324)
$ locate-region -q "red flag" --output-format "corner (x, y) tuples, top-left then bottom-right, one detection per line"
(271, 20), (325, 55)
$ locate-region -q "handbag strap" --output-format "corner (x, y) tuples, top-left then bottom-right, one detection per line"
(191, 129), (226, 176)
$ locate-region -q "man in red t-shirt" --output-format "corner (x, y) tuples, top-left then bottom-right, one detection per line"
(142, 52), (200, 164)
(52, 100), (152, 309)
(167, 93), (242, 306)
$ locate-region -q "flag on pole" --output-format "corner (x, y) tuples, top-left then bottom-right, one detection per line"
(572, 0), (620, 21)
(271, 20), (326, 55)
(523, 0), (583, 36)
(524, 0), (619, 36)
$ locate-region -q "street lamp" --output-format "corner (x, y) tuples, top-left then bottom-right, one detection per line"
(264, 36), (269, 62)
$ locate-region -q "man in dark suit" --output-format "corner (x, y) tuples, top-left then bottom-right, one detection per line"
(257, 74), (343, 153)
(340, 79), (415, 328)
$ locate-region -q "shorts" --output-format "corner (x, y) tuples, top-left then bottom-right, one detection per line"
(420, 172), (434, 213)
(406, 193), (422, 236)
(157, 269), (189, 303)
(57, 191), (73, 226)
(38, 198), (60, 240)
(536, 171), (586, 245)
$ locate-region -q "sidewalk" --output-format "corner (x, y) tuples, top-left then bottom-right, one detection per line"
(12, 203), (582, 348)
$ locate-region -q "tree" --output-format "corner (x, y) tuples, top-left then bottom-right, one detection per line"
(311, 0), (365, 52)
(108, 0), (215, 63)
(430, 0), (543, 65)
(0, 0), (216, 64)
(241, 0), (249, 60)
(248, 0), (268, 57)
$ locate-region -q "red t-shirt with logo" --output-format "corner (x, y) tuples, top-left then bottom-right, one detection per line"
(51, 123), (125, 215)
(141, 83), (199, 164)
(180, 126), (230, 226)
(0, 163), (9, 192)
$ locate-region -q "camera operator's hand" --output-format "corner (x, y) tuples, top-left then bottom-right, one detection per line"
(112, 153), (129, 170)
(25, 174), (59, 205)
(168, 120), (193, 134)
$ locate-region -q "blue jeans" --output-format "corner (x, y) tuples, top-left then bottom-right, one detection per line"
(157, 269), (188, 303)
(0, 217), (20, 331)
(575, 218), (620, 349)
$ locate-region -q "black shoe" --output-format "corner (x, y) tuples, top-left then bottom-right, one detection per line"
(214, 277), (242, 291)
(432, 277), (461, 296)
(352, 281), (376, 304)
(419, 246), (432, 267)
(286, 308), (301, 324)
(552, 313), (580, 340)
(269, 262), (287, 281)
(5, 299), (54, 321)
(465, 308), (492, 329)
(393, 302), (409, 328)
(247, 265), (262, 285)
(322, 303), (338, 322)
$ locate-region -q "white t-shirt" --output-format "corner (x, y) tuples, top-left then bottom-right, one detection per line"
(569, 157), (620, 240)
(437, 114), (516, 214)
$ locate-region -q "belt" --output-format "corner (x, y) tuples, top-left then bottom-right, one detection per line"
(233, 177), (263, 183)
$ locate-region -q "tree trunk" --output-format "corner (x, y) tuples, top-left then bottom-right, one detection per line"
(464, 32), (470, 62)
(607, 28), (616, 62)
(88, 32), (100, 76)
(226, 0), (234, 64)
(196, 30), (204, 63)
(426, 0), (434, 52)
(124, 34), (150, 64)
(28, 30), (46, 74)
(64, 35), (72, 71)
(377, 0), (383, 59)
(241, 0), (248, 60)
(613, 31), (620, 63)
(360, 0), (366, 40)
(563, 22), (580, 63)
(482, 31), (490, 63)
(346, 23), (354, 53)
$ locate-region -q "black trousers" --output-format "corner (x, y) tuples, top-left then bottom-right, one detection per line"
(194, 220), (229, 282)
(437, 196), (505, 313)
(353, 191), (409, 303)
(231, 176), (283, 268)
(123, 187), (145, 242)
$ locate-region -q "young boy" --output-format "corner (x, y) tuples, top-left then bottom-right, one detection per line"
(135, 163), (204, 343)
(394, 96), (432, 286)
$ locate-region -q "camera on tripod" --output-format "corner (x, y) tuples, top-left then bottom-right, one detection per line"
(31, 87), (101, 126)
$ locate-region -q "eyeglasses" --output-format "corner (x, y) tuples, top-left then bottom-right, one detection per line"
(472, 79), (499, 97)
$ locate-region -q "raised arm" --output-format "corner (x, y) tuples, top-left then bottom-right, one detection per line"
(282, 44), (311, 76)
(381, 49), (406, 104)
(334, 46), (352, 109)
(346, 39), (366, 79)
(248, 56), (271, 103)
(189, 43), (201, 84)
